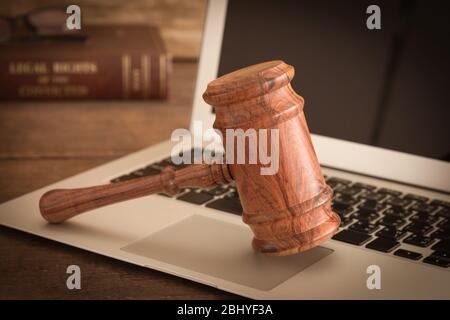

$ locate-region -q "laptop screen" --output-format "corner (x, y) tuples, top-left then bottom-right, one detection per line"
(217, 0), (449, 162)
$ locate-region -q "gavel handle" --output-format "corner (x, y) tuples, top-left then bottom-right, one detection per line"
(39, 163), (233, 224)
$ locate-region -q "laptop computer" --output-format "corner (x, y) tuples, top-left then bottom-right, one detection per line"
(0, 0), (449, 299)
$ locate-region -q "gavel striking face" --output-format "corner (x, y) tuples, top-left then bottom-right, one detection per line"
(39, 60), (340, 256)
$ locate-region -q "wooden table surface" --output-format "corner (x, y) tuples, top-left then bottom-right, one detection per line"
(0, 61), (239, 299)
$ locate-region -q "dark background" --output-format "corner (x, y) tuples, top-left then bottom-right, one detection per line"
(219, 0), (450, 162)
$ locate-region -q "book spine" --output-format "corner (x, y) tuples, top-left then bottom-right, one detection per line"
(0, 52), (171, 100)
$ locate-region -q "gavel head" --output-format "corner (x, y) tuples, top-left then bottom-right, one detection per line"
(203, 60), (340, 256)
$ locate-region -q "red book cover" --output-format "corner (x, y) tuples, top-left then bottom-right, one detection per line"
(0, 24), (172, 100)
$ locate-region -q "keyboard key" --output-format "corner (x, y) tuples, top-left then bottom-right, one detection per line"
(205, 185), (229, 196)
(404, 222), (433, 235)
(394, 249), (423, 260)
(349, 221), (379, 234)
(332, 200), (352, 210)
(430, 228), (450, 240)
(409, 212), (439, 225)
(376, 226), (407, 240)
(378, 216), (406, 228)
(383, 207), (413, 218)
(403, 234), (434, 247)
(340, 217), (354, 228)
(333, 205), (353, 218)
(404, 194), (429, 202)
(366, 237), (400, 253)
(352, 182), (376, 191)
(431, 251), (450, 260)
(335, 186), (362, 196)
(386, 197), (412, 208)
(430, 199), (450, 208)
(351, 209), (379, 222)
(327, 177), (352, 185)
(358, 191), (387, 202)
(410, 203), (437, 214)
(332, 230), (372, 245)
(358, 199), (386, 212)
(333, 194), (359, 206)
(423, 256), (450, 268)
(378, 188), (402, 197)
(437, 219), (450, 231)
(431, 239), (450, 252)
(206, 197), (243, 215)
(177, 191), (214, 205)
(436, 207), (450, 219)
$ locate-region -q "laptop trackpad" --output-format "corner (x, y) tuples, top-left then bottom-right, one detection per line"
(121, 215), (333, 291)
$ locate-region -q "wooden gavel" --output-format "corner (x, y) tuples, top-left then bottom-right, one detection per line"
(39, 60), (340, 256)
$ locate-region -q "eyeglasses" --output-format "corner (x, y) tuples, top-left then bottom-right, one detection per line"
(0, 6), (86, 43)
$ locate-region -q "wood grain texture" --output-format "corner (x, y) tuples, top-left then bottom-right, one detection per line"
(204, 60), (340, 256)
(0, 0), (207, 60)
(40, 163), (232, 223)
(0, 61), (237, 299)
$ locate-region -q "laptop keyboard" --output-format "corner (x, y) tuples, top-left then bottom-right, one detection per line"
(110, 150), (450, 268)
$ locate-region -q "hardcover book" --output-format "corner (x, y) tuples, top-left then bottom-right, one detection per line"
(0, 24), (171, 100)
